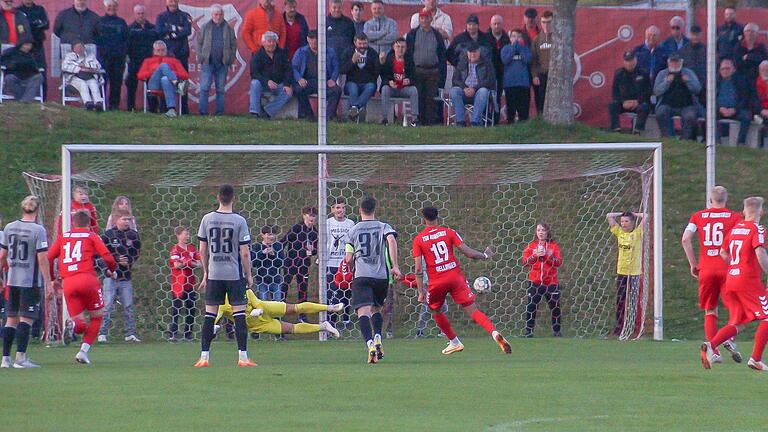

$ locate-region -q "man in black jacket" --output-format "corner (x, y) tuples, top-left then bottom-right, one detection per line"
(326, 0), (354, 64)
(608, 51), (650, 132)
(380, 37), (418, 126)
(95, 0), (128, 110)
(679, 25), (706, 105)
(53, 0), (99, 44)
(248, 31), (293, 119)
(99, 209), (141, 343)
(446, 13), (493, 67)
(0, 39), (42, 102)
(449, 42), (495, 127)
(488, 14), (509, 124)
(341, 32), (379, 121)
(17, 0), (47, 96)
(280, 206), (318, 322)
(156, 0), (191, 114)
(126, 4), (157, 111)
(406, 10), (446, 126)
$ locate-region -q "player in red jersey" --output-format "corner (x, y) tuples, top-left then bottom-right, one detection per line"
(682, 185), (743, 363)
(48, 211), (116, 365)
(701, 197), (768, 371)
(412, 207), (511, 355)
(54, 185), (99, 239)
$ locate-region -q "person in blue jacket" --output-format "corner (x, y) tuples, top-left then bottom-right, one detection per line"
(501, 29), (532, 123)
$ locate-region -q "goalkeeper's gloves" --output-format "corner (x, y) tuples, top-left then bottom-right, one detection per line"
(250, 308), (264, 318)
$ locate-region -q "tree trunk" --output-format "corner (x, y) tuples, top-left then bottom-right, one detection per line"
(543, 0), (578, 126)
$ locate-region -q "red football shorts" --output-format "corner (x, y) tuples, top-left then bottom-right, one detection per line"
(698, 270), (726, 310)
(63, 273), (104, 317)
(426, 273), (475, 310)
(722, 288), (768, 326)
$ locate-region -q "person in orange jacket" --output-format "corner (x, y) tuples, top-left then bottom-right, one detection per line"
(241, 0), (286, 54)
(521, 221), (563, 337)
(136, 40), (189, 117)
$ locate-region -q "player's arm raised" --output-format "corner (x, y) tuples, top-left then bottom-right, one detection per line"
(386, 234), (402, 279)
(457, 242), (493, 261)
(681, 228), (699, 278)
(606, 212), (623, 228)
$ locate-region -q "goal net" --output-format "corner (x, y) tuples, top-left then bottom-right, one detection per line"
(29, 144), (662, 343)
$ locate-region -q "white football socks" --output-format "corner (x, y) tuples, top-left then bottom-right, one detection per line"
(450, 337), (461, 345)
(238, 350), (248, 361)
(200, 351), (210, 361)
(491, 330), (500, 340)
(81, 343), (91, 353)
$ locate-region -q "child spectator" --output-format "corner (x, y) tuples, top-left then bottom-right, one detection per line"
(106, 195), (138, 231)
(606, 211), (645, 338)
(55, 185), (99, 238)
(251, 225), (285, 301)
(167, 226), (201, 342)
(501, 29), (532, 123)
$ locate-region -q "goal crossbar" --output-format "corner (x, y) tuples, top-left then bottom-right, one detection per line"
(61, 143), (664, 341)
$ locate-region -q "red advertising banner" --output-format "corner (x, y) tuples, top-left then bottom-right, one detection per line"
(33, 1), (768, 127)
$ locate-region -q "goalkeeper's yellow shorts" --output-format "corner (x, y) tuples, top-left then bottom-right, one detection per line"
(246, 301), (288, 334)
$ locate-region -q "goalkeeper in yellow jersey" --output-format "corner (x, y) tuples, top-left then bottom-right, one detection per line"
(215, 290), (343, 338)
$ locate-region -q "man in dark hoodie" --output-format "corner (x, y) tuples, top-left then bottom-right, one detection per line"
(679, 25), (706, 105)
(94, 0), (128, 110)
(125, 4), (157, 111)
(0, 38), (42, 102)
(17, 0), (47, 96)
(326, 0), (355, 65)
(446, 13), (492, 67)
(156, 0), (191, 114)
(280, 206), (318, 323)
(53, 0), (99, 44)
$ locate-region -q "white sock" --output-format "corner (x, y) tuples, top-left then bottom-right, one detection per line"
(238, 350), (248, 361)
(366, 339), (373, 349)
(450, 337), (461, 345)
(374, 333), (382, 341)
(80, 343), (91, 353)
(200, 351), (210, 361)
(492, 330), (500, 339)
(2, 355), (10, 362)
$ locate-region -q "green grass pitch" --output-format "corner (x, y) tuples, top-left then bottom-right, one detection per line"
(2, 337), (765, 431)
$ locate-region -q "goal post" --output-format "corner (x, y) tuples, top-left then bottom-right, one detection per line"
(55, 143), (663, 342)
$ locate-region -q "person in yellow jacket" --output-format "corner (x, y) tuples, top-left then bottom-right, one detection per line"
(215, 290), (342, 338)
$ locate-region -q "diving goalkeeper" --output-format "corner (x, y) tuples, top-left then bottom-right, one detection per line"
(215, 290), (343, 338)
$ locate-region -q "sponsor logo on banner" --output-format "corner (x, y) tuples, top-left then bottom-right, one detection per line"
(180, 3), (248, 105)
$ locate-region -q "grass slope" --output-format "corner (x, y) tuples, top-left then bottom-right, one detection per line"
(2, 104), (768, 339)
(2, 338), (765, 432)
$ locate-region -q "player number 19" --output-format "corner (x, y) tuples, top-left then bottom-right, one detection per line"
(62, 240), (83, 264)
(729, 239), (743, 265)
(703, 222), (724, 247)
(430, 241), (449, 264)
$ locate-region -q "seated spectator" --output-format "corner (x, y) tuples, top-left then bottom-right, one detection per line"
(716, 58), (753, 145)
(242, 0), (285, 54)
(660, 16), (689, 54)
(136, 40), (189, 118)
(757, 61), (768, 122)
(678, 25), (706, 105)
(405, 9), (446, 127)
(249, 31), (293, 119)
(501, 29), (532, 123)
(380, 37), (418, 126)
(364, 0), (397, 58)
(126, 5), (158, 112)
(341, 32), (379, 121)
(446, 13), (492, 66)
(633, 25), (666, 87)
(156, 0), (192, 114)
(449, 42), (495, 127)
(608, 51), (650, 132)
(654, 53), (701, 140)
(292, 30), (341, 121)
(282, 0), (308, 61)
(167, 226), (201, 342)
(61, 40), (104, 110)
(0, 0), (32, 46)
(735, 23), (767, 86)
(0, 39), (42, 103)
(195, 4), (237, 116)
(251, 225), (284, 301)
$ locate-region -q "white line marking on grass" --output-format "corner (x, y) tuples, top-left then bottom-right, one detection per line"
(488, 415), (610, 431)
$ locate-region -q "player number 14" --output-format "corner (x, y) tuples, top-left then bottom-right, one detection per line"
(703, 222), (724, 247)
(62, 240), (83, 264)
(430, 241), (449, 264)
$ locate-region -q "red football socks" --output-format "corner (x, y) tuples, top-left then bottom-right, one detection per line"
(83, 316), (103, 345)
(432, 313), (456, 340)
(751, 321), (768, 362)
(704, 314), (720, 354)
(472, 310), (496, 335)
(710, 324), (739, 349)
(74, 319), (87, 334)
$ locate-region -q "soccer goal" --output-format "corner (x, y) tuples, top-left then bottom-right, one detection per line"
(31, 143), (662, 343)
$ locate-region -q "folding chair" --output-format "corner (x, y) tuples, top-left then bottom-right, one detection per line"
(444, 86), (496, 127)
(143, 79), (183, 115)
(59, 43), (107, 111)
(0, 43), (44, 105)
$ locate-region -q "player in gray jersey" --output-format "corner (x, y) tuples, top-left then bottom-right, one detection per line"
(195, 184), (256, 368)
(0, 196), (53, 368)
(345, 196), (401, 364)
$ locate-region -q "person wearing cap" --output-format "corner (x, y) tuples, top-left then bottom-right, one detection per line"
(406, 8), (446, 126)
(249, 30), (294, 119)
(531, 10), (553, 115)
(449, 41), (495, 127)
(715, 58), (754, 145)
(501, 28), (531, 123)
(409, 0), (452, 46)
(363, 0), (397, 57)
(717, 7), (743, 62)
(632, 25), (666, 88)
(340, 32), (379, 121)
(660, 16), (689, 55)
(446, 13), (492, 67)
(292, 29), (341, 121)
(521, 8), (539, 47)
(678, 25), (706, 105)
(654, 53), (701, 140)
(608, 50), (650, 133)
(0, 38), (42, 102)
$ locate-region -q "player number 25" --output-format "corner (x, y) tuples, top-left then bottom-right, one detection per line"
(729, 239), (743, 265)
(62, 240), (83, 264)
(430, 241), (450, 264)
(703, 222), (724, 247)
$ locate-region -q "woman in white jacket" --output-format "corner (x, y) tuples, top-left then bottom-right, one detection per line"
(61, 42), (104, 110)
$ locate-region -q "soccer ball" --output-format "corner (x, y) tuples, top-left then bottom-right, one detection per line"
(473, 277), (492, 293)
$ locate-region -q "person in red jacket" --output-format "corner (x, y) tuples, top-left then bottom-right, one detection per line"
(521, 222), (563, 337)
(55, 185), (99, 239)
(167, 226), (201, 342)
(137, 40), (189, 117)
